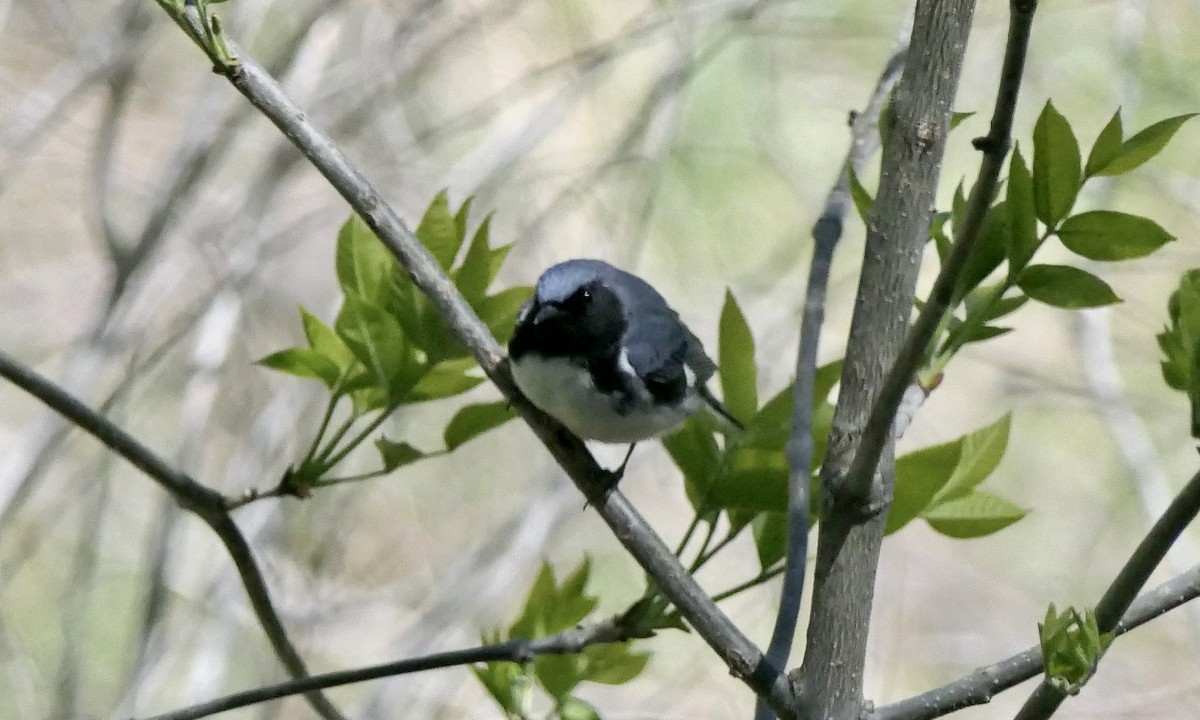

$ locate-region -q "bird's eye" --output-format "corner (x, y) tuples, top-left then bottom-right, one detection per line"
(565, 287), (592, 309)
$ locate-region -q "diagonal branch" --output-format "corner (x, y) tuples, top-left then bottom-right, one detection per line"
(875, 562), (1200, 720)
(0, 350), (348, 720)
(139, 4), (801, 715)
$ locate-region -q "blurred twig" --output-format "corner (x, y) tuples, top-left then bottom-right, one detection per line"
(0, 0), (149, 196)
(0, 350), (349, 720)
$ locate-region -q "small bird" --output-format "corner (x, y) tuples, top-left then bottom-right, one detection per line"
(508, 259), (740, 480)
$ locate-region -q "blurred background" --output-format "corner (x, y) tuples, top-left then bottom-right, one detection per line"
(2, 0), (1200, 718)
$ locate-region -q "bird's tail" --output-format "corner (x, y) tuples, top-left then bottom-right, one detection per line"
(696, 384), (744, 433)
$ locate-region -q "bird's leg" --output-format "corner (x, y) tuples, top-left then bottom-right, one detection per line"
(600, 443), (638, 491)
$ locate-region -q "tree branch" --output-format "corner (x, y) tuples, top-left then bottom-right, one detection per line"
(137, 615), (637, 720)
(141, 5), (801, 715)
(755, 32), (909, 720)
(794, 1), (977, 716)
(876, 552), (1200, 720)
(1013, 465), (1200, 719)
(840, 0), (1038, 508)
(0, 350), (349, 720)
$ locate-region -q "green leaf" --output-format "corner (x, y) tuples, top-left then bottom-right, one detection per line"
(955, 202), (1009, 300)
(472, 660), (526, 717)
(934, 413), (1012, 503)
(557, 696), (602, 720)
(1056, 211), (1175, 261)
(923, 491), (1026, 538)
(719, 290), (757, 422)
(405, 358), (484, 402)
(416, 190), (464, 271)
(546, 558), (597, 632)
(710, 448), (787, 512)
(663, 418), (721, 509)
(809, 402), (835, 472)
(740, 385), (791, 449)
(300, 307), (355, 368)
(375, 437), (426, 472)
(1018, 264), (1122, 309)
(510, 563), (556, 639)
(453, 195), (474, 242)
(1084, 110), (1124, 178)
(257, 348), (343, 388)
(813, 360), (843, 408)
(1039, 605), (1113, 694)
(335, 297), (420, 401)
(950, 111), (975, 130)
(1088, 112), (1197, 177)
(478, 286), (535, 344)
(886, 438), (961, 535)
(444, 400), (517, 451)
(1157, 269), (1200, 437)
(454, 214), (496, 302)
(930, 212), (952, 264)
(751, 511), (787, 570)
(1032, 101), (1082, 226)
(848, 166), (874, 222)
(583, 642), (650, 685)
(535, 654), (582, 700)
(335, 214), (394, 302)
(1006, 144), (1040, 272)
(985, 293), (1029, 322)
(951, 179), (967, 230)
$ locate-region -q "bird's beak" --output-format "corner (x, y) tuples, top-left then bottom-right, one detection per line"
(530, 301), (561, 326)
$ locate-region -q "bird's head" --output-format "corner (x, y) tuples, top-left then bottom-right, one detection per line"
(509, 261), (626, 360)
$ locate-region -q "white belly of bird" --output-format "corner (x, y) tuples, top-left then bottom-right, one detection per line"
(511, 354), (695, 443)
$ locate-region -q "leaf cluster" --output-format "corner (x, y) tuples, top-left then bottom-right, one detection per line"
(859, 104), (1192, 387)
(1038, 604), (1113, 696)
(474, 560), (649, 720)
(258, 193), (528, 491)
(1158, 269), (1200, 438)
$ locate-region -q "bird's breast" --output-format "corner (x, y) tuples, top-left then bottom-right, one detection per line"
(510, 354), (696, 443)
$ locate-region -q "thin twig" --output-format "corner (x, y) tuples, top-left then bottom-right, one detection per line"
(137, 615), (637, 720)
(754, 30), (909, 720)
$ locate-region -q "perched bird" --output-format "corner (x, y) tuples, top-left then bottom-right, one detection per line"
(508, 259), (740, 479)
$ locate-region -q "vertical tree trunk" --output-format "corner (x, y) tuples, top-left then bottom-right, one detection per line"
(794, 2), (978, 717)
